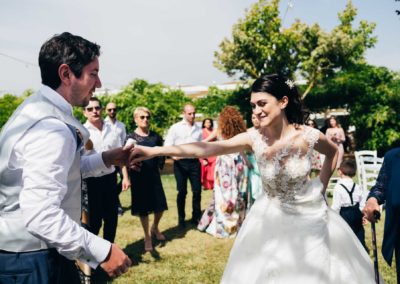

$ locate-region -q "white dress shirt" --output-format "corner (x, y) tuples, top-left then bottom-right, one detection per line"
(164, 119), (202, 147)
(104, 116), (127, 146)
(9, 109), (112, 268)
(331, 177), (367, 212)
(84, 120), (122, 177)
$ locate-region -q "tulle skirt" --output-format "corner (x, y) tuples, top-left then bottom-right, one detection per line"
(221, 178), (382, 284)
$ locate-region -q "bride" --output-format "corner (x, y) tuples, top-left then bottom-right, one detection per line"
(130, 74), (382, 283)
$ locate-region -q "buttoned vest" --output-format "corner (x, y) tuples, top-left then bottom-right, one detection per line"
(0, 87), (89, 252)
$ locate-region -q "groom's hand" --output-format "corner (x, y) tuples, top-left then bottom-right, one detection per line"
(100, 244), (132, 278)
(102, 144), (136, 168)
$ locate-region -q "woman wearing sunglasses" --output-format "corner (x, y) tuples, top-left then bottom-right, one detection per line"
(124, 107), (168, 252)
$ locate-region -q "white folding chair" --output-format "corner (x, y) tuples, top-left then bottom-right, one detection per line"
(362, 163), (382, 191)
(355, 150), (383, 191)
(326, 177), (340, 198)
(355, 150), (377, 187)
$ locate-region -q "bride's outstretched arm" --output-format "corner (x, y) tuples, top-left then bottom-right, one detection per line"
(130, 132), (252, 164)
(314, 132), (338, 192)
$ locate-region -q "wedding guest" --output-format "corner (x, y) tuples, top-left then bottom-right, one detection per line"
(164, 104), (202, 227)
(200, 118), (217, 190)
(246, 114), (263, 209)
(105, 102), (126, 146)
(83, 97), (129, 244)
(105, 102), (127, 216)
(326, 116), (346, 168)
(197, 107), (248, 238)
(125, 107), (168, 252)
(331, 159), (368, 250)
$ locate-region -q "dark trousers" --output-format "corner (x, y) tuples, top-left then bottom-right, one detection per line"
(86, 171), (118, 243)
(173, 159), (201, 222)
(115, 166), (123, 208)
(339, 206), (368, 251)
(0, 249), (80, 284)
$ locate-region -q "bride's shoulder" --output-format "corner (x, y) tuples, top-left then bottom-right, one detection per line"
(295, 124), (321, 146)
(246, 127), (260, 140)
(296, 124), (321, 135)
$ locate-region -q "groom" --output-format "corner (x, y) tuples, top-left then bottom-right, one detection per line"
(363, 147), (400, 283)
(0, 32), (132, 283)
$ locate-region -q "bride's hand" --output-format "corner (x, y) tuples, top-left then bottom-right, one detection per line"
(129, 145), (154, 167)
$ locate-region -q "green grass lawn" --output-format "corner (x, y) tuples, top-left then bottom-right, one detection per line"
(112, 175), (397, 284)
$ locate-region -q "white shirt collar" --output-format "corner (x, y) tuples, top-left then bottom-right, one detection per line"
(40, 85), (73, 115)
(180, 119), (196, 127)
(104, 116), (114, 123)
(84, 120), (105, 131)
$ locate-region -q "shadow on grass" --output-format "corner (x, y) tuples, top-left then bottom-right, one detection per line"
(124, 221), (199, 265)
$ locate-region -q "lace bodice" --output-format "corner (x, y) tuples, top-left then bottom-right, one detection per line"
(248, 126), (320, 204)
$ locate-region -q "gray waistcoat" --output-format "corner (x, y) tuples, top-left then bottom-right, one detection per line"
(0, 88), (89, 252)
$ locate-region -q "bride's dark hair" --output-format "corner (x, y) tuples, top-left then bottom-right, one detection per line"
(250, 74), (309, 124)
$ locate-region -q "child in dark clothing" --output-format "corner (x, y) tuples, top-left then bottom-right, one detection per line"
(331, 159), (368, 251)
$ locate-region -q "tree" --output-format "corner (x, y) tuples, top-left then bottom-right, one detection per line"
(194, 86), (231, 119)
(96, 79), (192, 137)
(305, 64), (400, 154)
(193, 83), (255, 128)
(214, 0), (376, 97)
(0, 90), (33, 129)
(194, 84), (250, 115)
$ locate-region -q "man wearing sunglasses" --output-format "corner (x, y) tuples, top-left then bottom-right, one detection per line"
(105, 102), (126, 146)
(83, 98), (129, 246)
(105, 102), (128, 216)
(0, 32), (132, 283)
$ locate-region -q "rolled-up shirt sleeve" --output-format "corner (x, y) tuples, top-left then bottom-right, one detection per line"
(17, 118), (110, 268)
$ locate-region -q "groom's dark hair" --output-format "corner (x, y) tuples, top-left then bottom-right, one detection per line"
(39, 32), (100, 90)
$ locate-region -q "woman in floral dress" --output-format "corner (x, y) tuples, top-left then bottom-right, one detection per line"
(197, 107), (248, 238)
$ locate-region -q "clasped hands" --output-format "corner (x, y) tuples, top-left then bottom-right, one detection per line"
(102, 143), (143, 171)
(98, 145), (154, 278)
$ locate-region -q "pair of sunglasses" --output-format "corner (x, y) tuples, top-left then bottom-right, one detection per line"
(86, 106), (101, 112)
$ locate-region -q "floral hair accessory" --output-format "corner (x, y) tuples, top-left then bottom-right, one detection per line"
(285, 79), (295, 89)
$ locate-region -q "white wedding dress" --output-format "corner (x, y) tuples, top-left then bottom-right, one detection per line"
(221, 126), (382, 284)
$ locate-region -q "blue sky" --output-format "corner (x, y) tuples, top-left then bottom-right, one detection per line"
(0, 0), (399, 95)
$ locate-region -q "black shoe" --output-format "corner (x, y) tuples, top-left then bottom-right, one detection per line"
(190, 218), (199, 225)
(118, 206), (124, 216)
